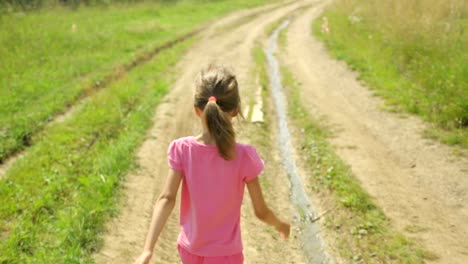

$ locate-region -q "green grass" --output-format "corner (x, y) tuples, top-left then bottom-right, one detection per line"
(313, 0), (467, 147)
(250, 44), (274, 180)
(281, 65), (430, 263)
(0, 36), (195, 264)
(0, 0), (277, 162)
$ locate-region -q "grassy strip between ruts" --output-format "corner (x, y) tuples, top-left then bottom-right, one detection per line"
(0, 0), (276, 163)
(0, 36), (194, 263)
(250, 45), (274, 161)
(260, 16), (432, 262)
(312, 0), (467, 148)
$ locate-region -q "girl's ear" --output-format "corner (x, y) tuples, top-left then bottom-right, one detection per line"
(194, 107), (202, 117)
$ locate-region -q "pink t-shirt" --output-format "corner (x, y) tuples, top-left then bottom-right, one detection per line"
(167, 136), (264, 257)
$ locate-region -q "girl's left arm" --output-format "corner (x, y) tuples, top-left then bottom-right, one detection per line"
(134, 168), (182, 264)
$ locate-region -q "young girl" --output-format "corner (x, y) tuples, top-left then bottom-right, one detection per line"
(134, 65), (290, 264)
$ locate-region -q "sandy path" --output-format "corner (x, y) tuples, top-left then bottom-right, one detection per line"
(94, 1), (317, 263)
(282, 2), (468, 263)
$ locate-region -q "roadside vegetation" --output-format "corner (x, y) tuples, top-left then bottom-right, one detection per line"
(313, 0), (467, 147)
(0, 0), (275, 163)
(0, 0), (276, 262)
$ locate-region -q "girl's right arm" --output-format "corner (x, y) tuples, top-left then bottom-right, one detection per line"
(246, 178), (290, 239)
(134, 168), (182, 264)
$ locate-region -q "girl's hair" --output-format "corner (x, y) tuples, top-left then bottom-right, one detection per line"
(194, 65), (241, 160)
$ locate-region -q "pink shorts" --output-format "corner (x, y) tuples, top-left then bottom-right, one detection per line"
(177, 245), (244, 264)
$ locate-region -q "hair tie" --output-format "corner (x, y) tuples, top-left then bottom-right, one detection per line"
(208, 96), (217, 103)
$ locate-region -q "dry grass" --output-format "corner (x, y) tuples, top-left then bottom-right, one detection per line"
(335, 0), (466, 37)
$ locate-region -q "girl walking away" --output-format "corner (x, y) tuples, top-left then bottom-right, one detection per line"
(134, 65), (290, 264)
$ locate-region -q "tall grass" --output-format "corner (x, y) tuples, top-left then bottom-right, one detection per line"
(315, 0), (467, 147)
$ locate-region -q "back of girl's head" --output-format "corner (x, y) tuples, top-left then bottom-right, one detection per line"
(194, 65), (241, 160)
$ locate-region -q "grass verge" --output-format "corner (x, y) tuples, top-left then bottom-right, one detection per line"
(312, 0), (467, 147)
(0, 0), (277, 162)
(250, 45), (272, 148)
(0, 37), (195, 263)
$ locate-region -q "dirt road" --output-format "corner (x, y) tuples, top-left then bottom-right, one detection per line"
(282, 3), (468, 264)
(94, 1), (319, 263)
(94, 0), (468, 263)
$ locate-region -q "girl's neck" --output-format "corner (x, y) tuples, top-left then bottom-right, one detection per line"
(194, 131), (215, 145)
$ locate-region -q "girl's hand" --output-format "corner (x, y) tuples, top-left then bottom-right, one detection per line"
(276, 221), (291, 240)
(134, 251), (152, 264)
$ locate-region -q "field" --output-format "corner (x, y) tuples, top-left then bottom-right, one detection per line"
(1, 0), (467, 263)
